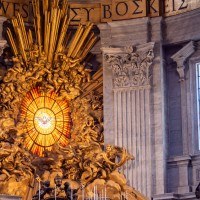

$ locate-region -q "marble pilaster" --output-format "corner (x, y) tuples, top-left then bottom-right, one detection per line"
(171, 41), (195, 156)
(149, 17), (167, 196)
(102, 42), (155, 197)
(168, 42), (196, 194)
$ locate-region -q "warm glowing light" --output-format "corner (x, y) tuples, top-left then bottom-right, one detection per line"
(20, 88), (71, 156)
(34, 108), (56, 134)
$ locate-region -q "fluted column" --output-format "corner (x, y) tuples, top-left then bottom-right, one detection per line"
(103, 42), (155, 196)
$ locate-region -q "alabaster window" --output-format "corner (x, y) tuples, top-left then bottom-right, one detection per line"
(186, 55), (200, 153)
(189, 57), (200, 153)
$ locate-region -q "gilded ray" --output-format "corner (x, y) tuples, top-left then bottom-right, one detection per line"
(4, 0), (98, 157)
(20, 88), (71, 156)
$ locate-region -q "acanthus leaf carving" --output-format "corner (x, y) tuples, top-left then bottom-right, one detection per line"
(114, 75), (130, 87)
(105, 43), (155, 88)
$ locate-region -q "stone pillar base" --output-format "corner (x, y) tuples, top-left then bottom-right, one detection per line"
(177, 186), (192, 194)
(0, 195), (21, 200)
(153, 192), (197, 200)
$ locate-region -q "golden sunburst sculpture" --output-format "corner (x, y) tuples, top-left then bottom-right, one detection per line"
(20, 88), (71, 156)
(4, 0), (98, 156)
(0, 1), (149, 199)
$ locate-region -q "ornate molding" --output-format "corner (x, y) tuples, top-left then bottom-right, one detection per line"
(171, 41), (196, 81)
(104, 42), (155, 88)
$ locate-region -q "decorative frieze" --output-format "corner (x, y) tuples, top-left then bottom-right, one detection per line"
(105, 42), (155, 88)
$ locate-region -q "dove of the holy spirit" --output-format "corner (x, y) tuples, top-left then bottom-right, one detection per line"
(35, 113), (54, 129)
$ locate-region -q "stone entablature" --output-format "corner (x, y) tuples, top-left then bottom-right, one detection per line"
(1, 0), (200, 25)
(0, 195), (21, 200)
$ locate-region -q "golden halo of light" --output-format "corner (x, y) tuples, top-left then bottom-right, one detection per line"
(20, 88), (71, 156)
(34, 108), (56, 135)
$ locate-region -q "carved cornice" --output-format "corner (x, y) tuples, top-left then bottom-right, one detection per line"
(171, 41), (196, 81)
(104, 42), (155, 88)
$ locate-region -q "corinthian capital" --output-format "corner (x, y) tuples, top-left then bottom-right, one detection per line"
(104, 42), (155, 88)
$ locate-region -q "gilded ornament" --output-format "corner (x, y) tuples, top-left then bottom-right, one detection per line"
(0, 0), (148, 199)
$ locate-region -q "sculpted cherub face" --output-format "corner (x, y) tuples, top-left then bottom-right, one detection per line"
(33, 44), (38, 50)
(106, 145), (112, 152)
(29, 66), (33, 72)
(71, 69), (78, 76)
(46, 62), (51, 69)
(86, 116), (94, 126)
(41, 51), (46, 56)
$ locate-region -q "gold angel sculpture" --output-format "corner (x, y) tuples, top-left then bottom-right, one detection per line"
(4, 0), (98, 107)
(1, 0), (98, 155)
(0, 1), (149, 200)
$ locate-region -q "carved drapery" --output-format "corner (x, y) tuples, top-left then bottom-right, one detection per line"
(105, 42), (155, 88)
(104, 42), (155, 196)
